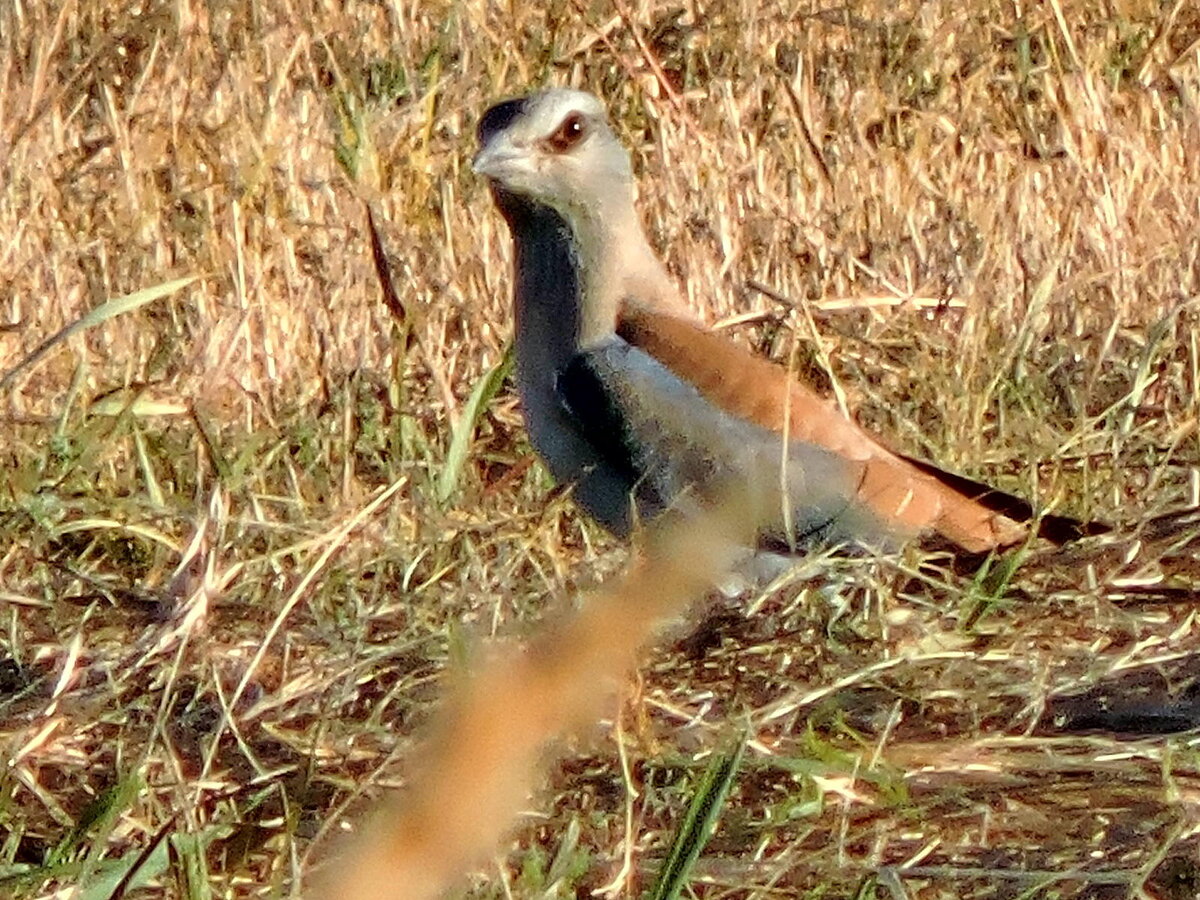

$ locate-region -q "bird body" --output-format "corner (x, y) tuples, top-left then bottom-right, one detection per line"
(474, 88), (1048, 554)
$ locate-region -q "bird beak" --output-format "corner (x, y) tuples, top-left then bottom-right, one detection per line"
(472, 137), (528, 181)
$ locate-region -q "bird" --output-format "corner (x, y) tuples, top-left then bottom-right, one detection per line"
(472, 88), (1088, 556)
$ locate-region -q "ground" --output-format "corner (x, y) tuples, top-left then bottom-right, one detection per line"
(1, 1), (1199, 898)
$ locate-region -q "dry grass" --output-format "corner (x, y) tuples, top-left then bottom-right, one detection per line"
(315, 495), (759, 900)
(1, 0), (1199, 897)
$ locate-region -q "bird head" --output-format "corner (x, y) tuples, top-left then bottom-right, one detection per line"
(472, 89), (635, 222)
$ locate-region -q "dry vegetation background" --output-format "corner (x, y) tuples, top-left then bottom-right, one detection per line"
(2, 0), (1200, 897)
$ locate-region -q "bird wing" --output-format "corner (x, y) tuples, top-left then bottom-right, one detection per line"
(614, 302), (1030, 553)
(559, 334), (929, 550)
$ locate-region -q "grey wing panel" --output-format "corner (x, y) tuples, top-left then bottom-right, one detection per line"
(564, 337), (894, 548)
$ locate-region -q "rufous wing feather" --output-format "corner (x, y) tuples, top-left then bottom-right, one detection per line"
(617, 303), (1028, 552)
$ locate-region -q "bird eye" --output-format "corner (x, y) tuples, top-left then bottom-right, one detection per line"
(546, 112), (586, 152)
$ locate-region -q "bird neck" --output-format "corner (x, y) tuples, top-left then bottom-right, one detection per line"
(497, 191), (582, 373)
(497, 185), (672, 355)
(567, 198), (671, 347)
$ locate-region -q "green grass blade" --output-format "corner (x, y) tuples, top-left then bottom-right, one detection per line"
(76, 842), (171, 900)
(172, 831), (214, 900)
(436, 344), (514, 505)
(646, 736), (747, 900)
(0, 276), (199, 392)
